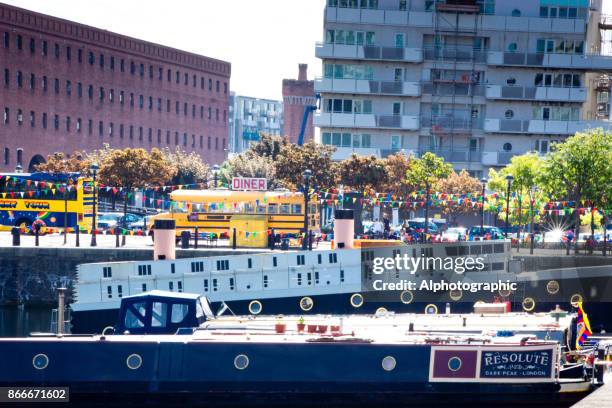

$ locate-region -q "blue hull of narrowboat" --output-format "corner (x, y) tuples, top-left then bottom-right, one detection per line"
(0, 340), (579, 407)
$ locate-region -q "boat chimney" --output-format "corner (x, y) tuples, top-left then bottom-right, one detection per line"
(153, 219), (176, 260)
(334, 209), (354, 249)
(57, 287), (66, 335)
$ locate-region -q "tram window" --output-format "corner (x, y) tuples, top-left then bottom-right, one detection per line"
(248, 258), (253, 268)
(268, 203), (278, 214)
(318, 254), (322, 264)
(292, 204), (302, 214)
(152, 302), (168, 327)
(280, 204), (290, 214)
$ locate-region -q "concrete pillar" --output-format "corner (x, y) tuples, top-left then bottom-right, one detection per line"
(153, 219), (176, 260)
(334, 209), (354, 249)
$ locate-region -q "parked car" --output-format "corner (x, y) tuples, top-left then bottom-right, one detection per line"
(407, 219), (439, 234)
(441, 227), (467, 242)
(468, 225), (504, 239)
(97, 212), (142, 230)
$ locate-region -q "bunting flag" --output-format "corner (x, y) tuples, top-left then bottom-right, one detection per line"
(576, 302), (593, 350)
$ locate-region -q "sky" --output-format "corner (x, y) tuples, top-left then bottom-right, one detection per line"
(2, 0), (327, 101)
(3, 0), (612, 100)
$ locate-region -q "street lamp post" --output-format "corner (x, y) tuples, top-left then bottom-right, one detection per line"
(212, 164), (220, 189)
(480, 177), (487, 239)
(423, 181), (430, 243)
(302, 169), (312, 250)
(90, 163), (99, 247)
(504, 174), (513, 240)
(530, 185), (537, 255)
(63, 183), (68, 245)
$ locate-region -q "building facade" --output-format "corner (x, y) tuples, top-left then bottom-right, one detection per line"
(228, 93), (283, 153)
(282, 64), (316, 144)
(1, 3), (230, 172)
(315, 0), (612, 176)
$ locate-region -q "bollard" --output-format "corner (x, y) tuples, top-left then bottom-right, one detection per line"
(11, 227), (20, 246)
(194, 226), (199, 249)
(34, 225), (40, 247)
(56, 287), (66, 335)
(308, 230), (313, 251)
(232, 228), (237, 250)
(121, 231), (126, 247)
(75, 226), (80, 247)
(115, 228), (120, 248)
(180, 230), (190, 249)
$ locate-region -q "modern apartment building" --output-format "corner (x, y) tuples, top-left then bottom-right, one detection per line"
(228, 93), (283, 153)
(314, 0), (612, 176)
(1, 3), (230, 172)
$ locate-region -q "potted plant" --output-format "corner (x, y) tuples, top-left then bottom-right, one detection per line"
(297, 316), (306, 333)
(307, 324), (318, 333)
(275, 315), (286, 334)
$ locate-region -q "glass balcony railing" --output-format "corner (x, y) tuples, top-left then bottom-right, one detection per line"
(422, 82), (485, 97)
(421, 116), (484, 131)
(417, 148), (482, 163)
(423, 46), (488, 63)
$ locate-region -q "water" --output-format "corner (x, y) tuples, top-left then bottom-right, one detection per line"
(0, 306), (53, 337)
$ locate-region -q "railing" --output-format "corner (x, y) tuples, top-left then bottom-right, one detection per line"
(417, 149), (482, 163)
(488, 51), (612, 69)
(422, 82), (485, 97)
(423, 47), (488, 63)
(315, 77), (421, 96)
(485, 85), (587, 101)
(421, 116), (484, 131)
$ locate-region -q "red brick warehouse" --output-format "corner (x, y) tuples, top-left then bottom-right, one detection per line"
(0, 3), (231, 172)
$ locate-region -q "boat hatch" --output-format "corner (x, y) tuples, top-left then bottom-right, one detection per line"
(115, 290), (213, 334)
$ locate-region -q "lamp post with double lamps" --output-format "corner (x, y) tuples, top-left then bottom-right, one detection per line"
(504, 174), (514, 240)
(530, 185), (538, 255)
(302, 169), (312, 250)
(90, 162), (99, 247)
(480, 177), (487, 239)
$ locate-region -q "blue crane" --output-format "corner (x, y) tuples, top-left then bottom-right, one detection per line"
(296, 94), (321, 146)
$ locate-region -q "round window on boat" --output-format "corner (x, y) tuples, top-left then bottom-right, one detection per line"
(32, 353), (49, 370)
(126, 353), (142, 370)
(425, 304), (438, 314)
(299, 297), (314, 312)
(448, 356), (462, 372)
(522, 297), (536, 312)
(234, 354), (249, 370)
(449, 289), (462, 301)
(381, 356), (396, 371)
(498, 288), (512, 298)
(375, 307), (388, 317)
(570, 294), (583, 307)
(400, 290), (414, 304)
(350, 293), (364, 308)
(248, 300), (263, 315)
(546, 280), (560, 295)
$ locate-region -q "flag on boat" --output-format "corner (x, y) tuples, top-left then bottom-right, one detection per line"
(576, 302), (592, 349)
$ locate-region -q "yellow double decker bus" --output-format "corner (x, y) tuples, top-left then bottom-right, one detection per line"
(0, 172), (94, 232)
(151, 189), (319, 238)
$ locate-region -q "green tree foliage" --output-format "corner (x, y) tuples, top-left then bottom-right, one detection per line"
(222, 153), (279, 189)
(248, 133), (288, 161)
(405, 152), (453, 189)
(274, 141), (338, 190)
(163, 147), (210, 185)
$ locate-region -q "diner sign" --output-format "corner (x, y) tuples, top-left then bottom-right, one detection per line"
(232, 177), (267, 191)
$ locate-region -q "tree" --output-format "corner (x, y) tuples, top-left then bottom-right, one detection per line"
(541, 129), (612, 252)
(381, 152), (413, 196)
(163, 147), (210, 185)
(247, 133), (288, 161)
(222, 153), (280, 189)
(405, 152), (453, 188)
(274, 141), (338, 190)
(338, 154), (388, 233)
(98, 148), (176, 223)
(435, 170), (482, 225)
(35, 151), (90, 174)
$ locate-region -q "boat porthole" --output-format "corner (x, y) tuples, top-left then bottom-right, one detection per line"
(448, 356), (462, 372)
(234, 354), (249, 370)
(522, 297), (536, 312)
(126, 354), (142, 370)
(32, 353), (49, 370)
(400, 290), (414, 304)
(425, 304), (438, 314)
(449, 289), (462, 301)
(546, 280), (560, 295)
(498, 288), (512, 298)
(475, 300), (485, 305)
(570, 294), (583, 307)
(375, 307), (388, 316)
(350, 293), (364, 308)
(382, 356), (396, 371)
(248, 300), (262, 315)
(299, 297), (314, 312)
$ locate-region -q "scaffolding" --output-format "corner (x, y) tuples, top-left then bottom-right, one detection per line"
(429, 0), (481, 161)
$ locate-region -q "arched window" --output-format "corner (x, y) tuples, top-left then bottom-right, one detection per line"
(511, 9), (521, 17)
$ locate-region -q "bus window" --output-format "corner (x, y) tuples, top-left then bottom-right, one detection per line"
(256, 204), (267, 214)
(244, 203), (254, 213)
(280, 204), (290, 214)
(291, 204), (302, 214)
(268, 203), (278, 214)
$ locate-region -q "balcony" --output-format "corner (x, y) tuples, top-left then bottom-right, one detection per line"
(422, 82), (485, 97)
(423, 47), (487, 63)
(330, 146), (382, 161)
(482, 151), (517, 166)
(418, 148), (482, 163)
(485, 85), (586, 102)
(421, 116), (484, 132)
(484, 119), (612, 134)
(314, 112), (419, 130)
(315, 77), (420, 96)
(487, 52), (612, 70)
(315, 42), (422, 62)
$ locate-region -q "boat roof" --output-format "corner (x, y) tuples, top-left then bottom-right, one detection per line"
(122, 290), (202, 301)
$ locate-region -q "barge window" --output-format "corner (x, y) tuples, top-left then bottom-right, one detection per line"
(273, 257), (277, 267)
(107, 286), (112, 298)
(142, 284), (147, 292)
(152, 302), (168, 327)
(229, 278), (235, 291)
(177, 281), (183, 292)
(297, 255), (305, 265)
(124, 308), (144, 328)
(117, 285), (123, 298)
(248, 258), (252, 269)
(203, 279), (209, 292)
(212, 279), (218, 291)
(103, 267), (112, 278)
(263, 275), (268, 288)
(169, 281), (174, 291)
(318, 254), (322, 264)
